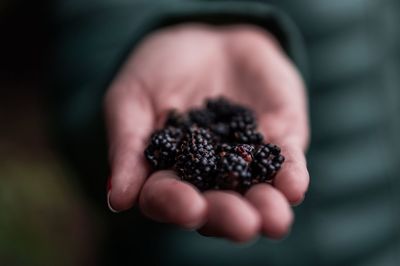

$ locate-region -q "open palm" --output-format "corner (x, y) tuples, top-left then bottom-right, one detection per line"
(104, 24), (309, 241)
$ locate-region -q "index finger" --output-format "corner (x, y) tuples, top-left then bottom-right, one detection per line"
(104, 79), (155, 211)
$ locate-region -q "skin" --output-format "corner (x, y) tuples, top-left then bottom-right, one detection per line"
(104, 24), (310, 242)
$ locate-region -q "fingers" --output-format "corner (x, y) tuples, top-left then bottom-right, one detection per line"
(198, 191), (261, 242)
(274, 143), (309, 205)
(260, 112), (309, 152)
(249, 39), (310, 205)
(104, 81), (155, 211)
(139, 172), (293, 241)
(245, 184), (293, 239)
(259, 115), (310, 205)
(139, 170), (207, 229)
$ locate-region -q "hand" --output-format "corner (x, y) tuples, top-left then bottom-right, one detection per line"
(104, 24), (309, 242)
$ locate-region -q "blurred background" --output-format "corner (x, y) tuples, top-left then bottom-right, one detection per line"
(2, 0), (400, 266)
(1, 1), (101, 265)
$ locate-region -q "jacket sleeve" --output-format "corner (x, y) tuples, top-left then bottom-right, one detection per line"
(49, 0), (307, 200)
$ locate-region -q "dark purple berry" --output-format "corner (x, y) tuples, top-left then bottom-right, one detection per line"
(232, 127), (263, 144)
(144, 127), (183, 169)
(228, 110), (257, 130)
(144, 97), (285, 193)
(206, 97), (249, 120)
(164, 110), (190, 128)
(252, 144), (285, 182)
(216, 151), (252, 191)
(210, 122), (230, 139)
(175, 126), (218, 190)
(188, 109), (216, 127)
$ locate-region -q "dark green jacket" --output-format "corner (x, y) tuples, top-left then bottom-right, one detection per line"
(51, 0), (400, 265)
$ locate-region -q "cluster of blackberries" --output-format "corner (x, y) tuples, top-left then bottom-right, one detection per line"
(144, 97), (284, 192)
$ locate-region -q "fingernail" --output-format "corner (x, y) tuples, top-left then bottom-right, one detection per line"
(107, 190), (119, 213)
(106, 176), (119, 213)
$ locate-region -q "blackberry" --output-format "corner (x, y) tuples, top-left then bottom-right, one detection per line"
(206, 98), (259, 142)
(228, 110), (257, 131)
(216, 151), (252, 191)
(188, 109), (216, 127)
(206, 97), (249, 121)
(210, 122), (230, 139)
(252, 144), (285, 182)
(144, 97), (285, 193)
(226, 109), (262, 143)
(165, 109), (216, 129)
(164, 110), (190, 128)
(144, 127), (183, 169)
(232, 127), (264, 144)
(175, 126), (218, 190)
(216, 143), (234, 155)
